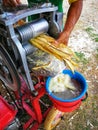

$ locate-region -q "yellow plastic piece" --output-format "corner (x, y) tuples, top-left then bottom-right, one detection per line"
(44, 107), (64, 130)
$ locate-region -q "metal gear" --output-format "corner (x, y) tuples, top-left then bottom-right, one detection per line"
(0, 43), (21, 91)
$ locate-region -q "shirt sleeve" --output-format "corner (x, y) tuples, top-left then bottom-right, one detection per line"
(68, 0), (78, 4)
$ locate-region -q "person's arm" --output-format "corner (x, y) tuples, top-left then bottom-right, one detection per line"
(57, 0), (83, 45)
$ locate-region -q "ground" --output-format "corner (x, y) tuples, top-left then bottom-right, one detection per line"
(0, 0), (98, 130)
(53, 0), (98, 130)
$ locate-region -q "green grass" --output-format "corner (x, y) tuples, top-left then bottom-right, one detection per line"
(85, 27), (98, 42)
(95, 48), (98, 59)
(75, 52), (89, 65)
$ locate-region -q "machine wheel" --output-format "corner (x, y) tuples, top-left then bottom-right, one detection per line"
(44, 107), (64, 130)
(0, 43), (21, 91)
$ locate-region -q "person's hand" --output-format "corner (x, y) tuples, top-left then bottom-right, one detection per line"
(3, 0), (21, 7)
(56, 31), (69, 46)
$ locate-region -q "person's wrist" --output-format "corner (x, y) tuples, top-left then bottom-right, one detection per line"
(62, 30), (70, 38)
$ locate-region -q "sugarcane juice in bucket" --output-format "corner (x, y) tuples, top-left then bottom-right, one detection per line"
(49, 73), (82, 100)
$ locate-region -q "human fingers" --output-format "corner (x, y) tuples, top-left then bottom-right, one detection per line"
(16, 0), (21, 4)
(9, 0), (20, 6)
(3, 0), (20, 7)
(57, 32), (69, 46)
(57, 38), (68, 46)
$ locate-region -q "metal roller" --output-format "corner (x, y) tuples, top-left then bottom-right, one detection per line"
(15, 18), (49, 43)
(23, 43), (37, 55)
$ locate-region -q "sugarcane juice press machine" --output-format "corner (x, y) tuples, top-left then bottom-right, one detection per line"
(0, 1), (63, 130)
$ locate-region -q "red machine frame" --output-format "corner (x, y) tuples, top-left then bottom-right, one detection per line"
(0, 76), (52, 130)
